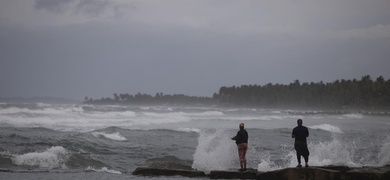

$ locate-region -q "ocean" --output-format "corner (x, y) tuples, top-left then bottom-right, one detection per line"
(0, 103), (389, 179)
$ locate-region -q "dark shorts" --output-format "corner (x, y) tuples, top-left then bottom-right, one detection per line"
(294, 142), (309, 157)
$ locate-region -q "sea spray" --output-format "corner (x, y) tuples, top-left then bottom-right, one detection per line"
(11, 146), (69, 168)
(378, 134), (390, 166)
(192, 129), (237, 173)
(257, 127), (361, 171)
(288, 135), (359, 167)
(257, 151), (284, 172)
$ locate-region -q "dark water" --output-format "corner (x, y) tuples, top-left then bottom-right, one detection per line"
(0, 103), (389, 179)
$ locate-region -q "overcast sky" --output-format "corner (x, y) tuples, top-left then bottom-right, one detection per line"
(1, 0), (390, 100)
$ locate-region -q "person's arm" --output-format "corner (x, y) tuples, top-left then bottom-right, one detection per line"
(232, 132), (239, 140)
(292, 129), (295, 138)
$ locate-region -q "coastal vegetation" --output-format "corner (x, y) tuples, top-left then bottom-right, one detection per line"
(84, 75), (390, 110)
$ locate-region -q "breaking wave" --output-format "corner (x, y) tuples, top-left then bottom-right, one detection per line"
(86, 166), (121, 174)
(337, 113), (363, 119)
(91, 132), (127, 141)
(378, 135), (390, 165)
(11, 146), (69, 169)
(176, 128), (201, 133)
(257, 137), (363, 172)
(309, 124), (343, 133)
(192, 130), (237, 173)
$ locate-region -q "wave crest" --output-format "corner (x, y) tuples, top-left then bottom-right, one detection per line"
(86, 166), (121, 174)
(11, 146), (68, 169)
(176, 128), (201, 133)
(92, 132), (127, 141)
(192, 130), (236, 173)
(309, 124), (343, 133)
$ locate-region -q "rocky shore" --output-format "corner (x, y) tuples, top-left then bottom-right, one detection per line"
(132, 165), (390, 180)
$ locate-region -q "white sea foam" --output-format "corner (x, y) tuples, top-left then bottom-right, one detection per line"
(136, 112), (192, 125)
(309, 124), (343, 133)
(11, 146), (68, 168)
(92, 132), (127, 141)
(257, 137), (361, 171)
(36, 103), (51, 107)
(257, 152), (284, 172)
(176, 128), (201, 133)
(192, 130), (237, 173)
(86, 166), (122, 174)
(288, 138), (359, 168)
(222, 115), (301, 122)
(144, 110), (223, 118)
(337, 113), (363, 119)
(378, 135), (390, 165)
(193, 111), (224, 116)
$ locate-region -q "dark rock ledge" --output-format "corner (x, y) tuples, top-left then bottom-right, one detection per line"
(132, 165), (390, 180)
(132, 167), (206, 177)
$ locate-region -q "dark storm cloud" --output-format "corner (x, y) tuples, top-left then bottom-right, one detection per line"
(76, 0), (110, 17)
(34, 0), (133, 18)
(35, 0), (74, 13)
(1, 0), (390, 99)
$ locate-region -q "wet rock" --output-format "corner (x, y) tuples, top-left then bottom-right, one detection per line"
(132, 167), (206, 177)
(256, 167), (341, 180)
(345, 166), (390, 180)
(131, 165), (390, 180)
(146, 156), (193, 170)
(209, 169), (257, 179)
(319, 165), (352, 172)
(149, 162), (193, 170)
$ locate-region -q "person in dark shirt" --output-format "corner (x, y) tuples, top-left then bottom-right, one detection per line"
(231, 123), (248, 171)
(292, 119), (309, 167)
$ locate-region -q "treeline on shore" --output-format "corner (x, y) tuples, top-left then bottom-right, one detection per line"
(84, 93), (217, 106)
(84, 75), (390, 110)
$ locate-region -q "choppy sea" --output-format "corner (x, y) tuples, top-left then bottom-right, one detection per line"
(0, 103), (389, 179)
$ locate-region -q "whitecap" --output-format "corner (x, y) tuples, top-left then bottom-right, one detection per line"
(176, 128), (201, 133)
(86, 166), (121, 174)
(337, 113), (363, 119)
(92, 132), (127, 141)
(193, 111), (224, 116)
(11, 146), (68, 168)
(309, 124), (343, 133)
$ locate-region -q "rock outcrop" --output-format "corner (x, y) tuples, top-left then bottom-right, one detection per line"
(132, 167), (206, 177)
(209, 168), (257, 179)
(257, 167), (341, 180)
(132, 165), (390, 180)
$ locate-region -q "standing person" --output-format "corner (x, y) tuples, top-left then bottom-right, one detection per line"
(292, 119), (310, 167)
(231, 123), (248, 171)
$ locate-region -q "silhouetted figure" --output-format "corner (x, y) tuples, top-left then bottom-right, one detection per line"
(292, 119), (309, 167)
(231, 123), (248, 171)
